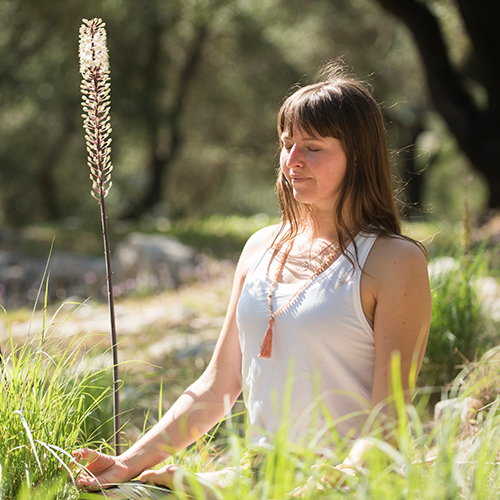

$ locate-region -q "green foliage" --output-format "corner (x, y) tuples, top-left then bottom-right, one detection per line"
(421, 246), (497, 391)
(0, 0), (432, 227)
(168, 213), (278, 259)
(0, 308), (112, 499)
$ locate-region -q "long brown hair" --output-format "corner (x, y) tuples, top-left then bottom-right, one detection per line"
(274, 61), (424, 260)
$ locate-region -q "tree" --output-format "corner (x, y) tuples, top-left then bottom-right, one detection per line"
(117, 3), (211, 220)
(373, 0), (500, 209)
(0, 0), (431, 225)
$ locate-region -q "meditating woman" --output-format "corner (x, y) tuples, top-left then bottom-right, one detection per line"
(73, 61), (431, 493)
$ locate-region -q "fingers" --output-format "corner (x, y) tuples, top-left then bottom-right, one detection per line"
(72, 448), (97, 466)
(70, 448), (94, 482)
(71, 448), (117, 490)
(73, 448), (117, 472)
(139, 464), (181, 489)
(74, 472), (102, 490)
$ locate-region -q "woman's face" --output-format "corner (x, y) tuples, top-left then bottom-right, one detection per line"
(280, 126), (348, 212)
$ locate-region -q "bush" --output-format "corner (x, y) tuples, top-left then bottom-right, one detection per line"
(421, 246), (498, 391)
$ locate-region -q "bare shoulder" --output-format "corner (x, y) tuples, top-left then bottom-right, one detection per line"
(365, 235), (428, 279)
(244, 224), (279, 250)
(361, 234), (431, 328)
(236, 224), (280, 278)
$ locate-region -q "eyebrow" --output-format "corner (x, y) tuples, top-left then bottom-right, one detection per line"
(281, 133), (324, 141)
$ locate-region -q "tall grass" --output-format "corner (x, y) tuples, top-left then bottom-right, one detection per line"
(128, 357), (500, 499)
(0, 305), (113, 500)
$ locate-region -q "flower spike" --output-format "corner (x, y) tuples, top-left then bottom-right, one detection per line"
(79, 18), (120, 456)
(79, 18), (113, 201)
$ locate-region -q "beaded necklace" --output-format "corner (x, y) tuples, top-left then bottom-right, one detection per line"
(258, 238), (339, 358)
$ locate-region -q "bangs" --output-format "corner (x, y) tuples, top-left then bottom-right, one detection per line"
(278, 85), (344, 140)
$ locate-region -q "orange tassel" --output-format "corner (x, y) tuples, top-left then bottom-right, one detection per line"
(259, 318), (274, 358)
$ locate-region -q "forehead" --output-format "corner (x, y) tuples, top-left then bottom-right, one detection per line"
(281, 126), (322, 140)
(279, 98), (342, 141)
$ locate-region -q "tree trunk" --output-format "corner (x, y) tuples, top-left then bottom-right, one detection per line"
(38, 114), (76, 220)
(374, 0), (500, 208)
(120, 24), (209, 220)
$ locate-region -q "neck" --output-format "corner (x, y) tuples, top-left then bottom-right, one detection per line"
(303, 211), (339, 243)
(304, 205), (357, 243)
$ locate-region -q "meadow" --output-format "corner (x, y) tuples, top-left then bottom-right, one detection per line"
(1, 215), (500, 499)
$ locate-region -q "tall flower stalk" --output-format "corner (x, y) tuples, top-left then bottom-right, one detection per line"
(79, 18), (120, 456)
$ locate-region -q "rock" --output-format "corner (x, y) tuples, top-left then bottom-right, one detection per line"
(0, 250), (107, 309)
(114, 233), (196, 291)
(0, 232), (196, 310)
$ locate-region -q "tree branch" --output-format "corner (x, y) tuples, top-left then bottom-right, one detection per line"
(120, 23), (209, 219)
(374, 0), (500, 206)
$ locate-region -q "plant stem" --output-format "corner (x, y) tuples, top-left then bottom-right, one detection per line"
(99, 189), (121, 456)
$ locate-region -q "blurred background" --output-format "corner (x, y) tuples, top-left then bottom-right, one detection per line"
(0, 0), (498, 307)
(0, 0), (494, 226)
(1, 0), (500, 449)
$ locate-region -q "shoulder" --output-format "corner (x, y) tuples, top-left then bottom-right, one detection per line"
(235, 224), (280, 279)
(361, 235), (431, 335)
(363, 235), (429, 293)
(244, 224), (279, 251)
(366, 235), (427, 275)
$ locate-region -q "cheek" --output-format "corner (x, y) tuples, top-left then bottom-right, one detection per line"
(279, 149), (286, 164)
(279, 152), (289, 175)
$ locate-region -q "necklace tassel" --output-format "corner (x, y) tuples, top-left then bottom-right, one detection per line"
(259, 318), (274, 359)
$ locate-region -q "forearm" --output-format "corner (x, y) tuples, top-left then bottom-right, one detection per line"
(119, 379), (240, 477)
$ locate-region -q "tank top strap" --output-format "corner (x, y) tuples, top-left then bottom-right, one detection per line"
(353, 231), (378, 271)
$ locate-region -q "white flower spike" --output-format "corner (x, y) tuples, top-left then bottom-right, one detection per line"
(79, 18), (113, 201)
(78, 18), (120, 456)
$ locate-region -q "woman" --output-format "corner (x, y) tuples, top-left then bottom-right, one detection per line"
(73, 62), (431, 492)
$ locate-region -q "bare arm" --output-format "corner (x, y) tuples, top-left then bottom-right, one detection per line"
(365, 237), (431, 410)
(341, 236), (431, 467)
(73, 225), (277, 489)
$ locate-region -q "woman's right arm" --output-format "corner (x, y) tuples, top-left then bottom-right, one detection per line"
(73, 225), (276, 489)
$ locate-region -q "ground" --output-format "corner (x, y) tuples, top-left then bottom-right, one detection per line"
(0, 257), (237, 443)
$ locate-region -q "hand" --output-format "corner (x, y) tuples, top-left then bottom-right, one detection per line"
(140, 464), (227, 497)
(139, 463), (183, 490)
(289, 464), (357, 497)
(72, 448), (136, 490)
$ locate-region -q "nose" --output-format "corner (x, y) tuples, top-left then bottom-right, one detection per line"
(283, 144), (304, 168)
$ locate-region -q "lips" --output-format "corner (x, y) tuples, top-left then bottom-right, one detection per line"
(290, 175), (310, 183)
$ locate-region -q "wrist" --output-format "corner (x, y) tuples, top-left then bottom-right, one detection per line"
(119, 443), (172, 478)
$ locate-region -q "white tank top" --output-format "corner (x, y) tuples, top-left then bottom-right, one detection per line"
(236, 231), (378, 451)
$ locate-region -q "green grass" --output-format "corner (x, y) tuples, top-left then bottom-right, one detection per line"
(1, 217), (500, 498)
(0, 303), (115, 499)
(119, 357), (500, 500)
(421, 245), (498, 393)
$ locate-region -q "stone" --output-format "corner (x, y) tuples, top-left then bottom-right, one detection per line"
(114, 233), (196, 291)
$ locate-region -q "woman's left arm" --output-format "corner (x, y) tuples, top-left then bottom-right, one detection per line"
(364, 236), (432, 410)
(340, 236), (432, 469)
